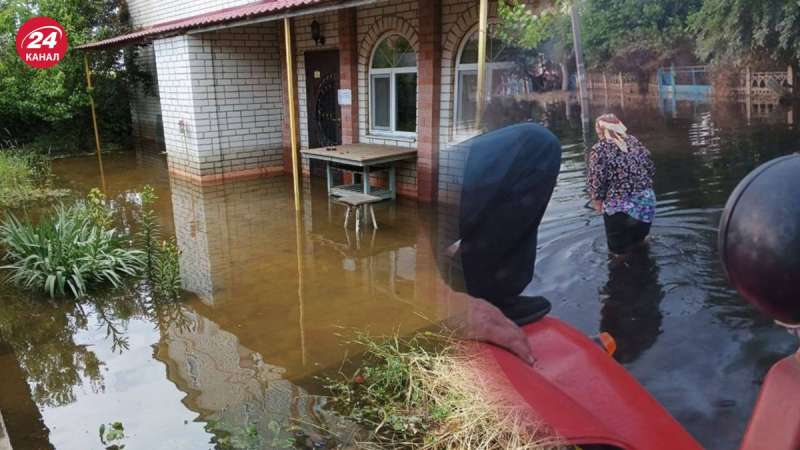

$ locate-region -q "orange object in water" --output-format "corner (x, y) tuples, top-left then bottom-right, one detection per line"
(592, 332), (617, 356)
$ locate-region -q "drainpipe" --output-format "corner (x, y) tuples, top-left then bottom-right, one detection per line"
(284, 17), (301, 212)
(84, 53), (107, 193)
(475, 0), (489, 129)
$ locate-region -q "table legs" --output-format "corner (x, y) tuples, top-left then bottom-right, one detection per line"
(389, 165), (396, 200)
(363, 166), (372, 195)
(326, 161), (333, 194)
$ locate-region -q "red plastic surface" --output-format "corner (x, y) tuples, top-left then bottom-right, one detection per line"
(487, 316), (702, 449)
(740, 353), (800, 450)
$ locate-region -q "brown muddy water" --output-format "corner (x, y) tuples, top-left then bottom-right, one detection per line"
(1, 97), (799, 450)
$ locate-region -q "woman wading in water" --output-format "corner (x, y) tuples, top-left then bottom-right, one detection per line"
(588, 114), (656, 255)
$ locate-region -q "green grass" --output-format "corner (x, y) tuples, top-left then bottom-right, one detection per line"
(0, 146), (68, 207)
(0, 204), (145, 298)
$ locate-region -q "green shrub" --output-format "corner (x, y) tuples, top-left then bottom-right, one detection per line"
(152, 237), (182, 300)
(138, 184), (159, 276)
(83, 188), (113, 229)
(0, 204), (144, 298)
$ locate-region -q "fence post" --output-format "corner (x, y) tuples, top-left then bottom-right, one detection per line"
(746, 67), (752, 97)
(788, 65), (794, 94)
(603, 73), (608, 91)
(619, 72), (624, 92)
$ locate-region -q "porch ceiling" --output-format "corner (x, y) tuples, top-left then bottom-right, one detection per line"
(76, 0), (379, 51)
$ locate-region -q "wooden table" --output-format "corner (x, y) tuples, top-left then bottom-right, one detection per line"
(301, 144), (417, 200)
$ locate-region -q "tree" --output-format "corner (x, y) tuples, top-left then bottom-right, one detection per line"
(690, 0), (800, 67)
(496, 0), (569, 91)
(0, 0), (151, 153)
(581, 0), (701, 75)
(541, 13), (574, 91)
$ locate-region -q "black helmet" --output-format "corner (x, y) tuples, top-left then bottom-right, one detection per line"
(719, 154), (800, 325)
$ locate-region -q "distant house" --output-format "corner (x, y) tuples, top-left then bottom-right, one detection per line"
(80, 0), (543, 201)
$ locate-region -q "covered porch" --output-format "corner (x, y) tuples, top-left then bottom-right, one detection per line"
(77, 0), (520, 205)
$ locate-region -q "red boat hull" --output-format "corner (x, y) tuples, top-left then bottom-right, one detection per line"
(488, 316), (702, 449)
(740, 353), (800, 450)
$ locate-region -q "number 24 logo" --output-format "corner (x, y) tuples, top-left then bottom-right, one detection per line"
(22, 26), (62, 49)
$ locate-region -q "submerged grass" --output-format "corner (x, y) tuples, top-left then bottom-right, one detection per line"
(322, 329), (564, 450)
(0, 138), (69, 207)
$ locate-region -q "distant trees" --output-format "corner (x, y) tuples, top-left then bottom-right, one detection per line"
(581, 0), (701, 74)
(690, 0), (800, 67)
(498, 0), (800, 88)
(0, 0), (151, 153)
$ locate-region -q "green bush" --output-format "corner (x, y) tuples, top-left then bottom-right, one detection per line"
(0, 204), (144, 298)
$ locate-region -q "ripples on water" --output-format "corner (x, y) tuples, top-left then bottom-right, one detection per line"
(0, 97), (798, 450)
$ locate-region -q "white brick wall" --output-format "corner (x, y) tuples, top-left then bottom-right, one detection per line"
(128, 0), (260, 28)
(154, 34), (207, 176)
(207, 25), (285, 174)
(153, 23), (284, 178)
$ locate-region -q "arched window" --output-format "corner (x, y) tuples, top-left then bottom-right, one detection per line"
(370, 34), (418, 136)
(455, 24), (516, 132)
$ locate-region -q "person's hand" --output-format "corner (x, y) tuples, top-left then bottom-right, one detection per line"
(447, 292), (534, 365)
(593, 199), (603, 213)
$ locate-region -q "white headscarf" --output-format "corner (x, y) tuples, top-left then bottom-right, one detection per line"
(595, 113), (629, 152)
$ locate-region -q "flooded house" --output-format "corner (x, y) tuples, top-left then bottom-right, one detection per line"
(81, 0), (539, 202)
(4, 1), (799, 449)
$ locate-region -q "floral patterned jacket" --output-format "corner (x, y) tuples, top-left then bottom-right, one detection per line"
(588, 135), (656, 223)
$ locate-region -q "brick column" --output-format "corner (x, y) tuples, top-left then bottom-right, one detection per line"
(339, 8), (360, 145)
(280, 21), (302, 176)
(417, 0), (442, 203)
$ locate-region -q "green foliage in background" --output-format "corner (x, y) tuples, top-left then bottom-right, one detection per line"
(690, 0), (800, 66)
(0, 132), (70, 206)
(0, 0), (152, 153)
(580, 0), (701, 73)
(496, 0), (564, 50)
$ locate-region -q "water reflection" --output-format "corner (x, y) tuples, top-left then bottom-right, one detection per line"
(154, 309), (357, 447)
(599, 247), (664, 364)
(2, 95), (799, 449)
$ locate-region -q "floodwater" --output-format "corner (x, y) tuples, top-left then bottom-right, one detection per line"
(0, 95), (798, 450)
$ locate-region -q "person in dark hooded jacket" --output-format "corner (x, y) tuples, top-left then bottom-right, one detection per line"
(439, 123), (562, 363)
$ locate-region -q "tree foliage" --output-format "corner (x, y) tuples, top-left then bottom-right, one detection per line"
(0, 0), (151, 153)
(580, 0), (701, 73)
(690, 0), (800, 66)
(496, 0), (565, 51)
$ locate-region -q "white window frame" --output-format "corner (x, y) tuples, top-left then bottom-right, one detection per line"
(453, 24), (516, 138)
(369, 35), (418, 139)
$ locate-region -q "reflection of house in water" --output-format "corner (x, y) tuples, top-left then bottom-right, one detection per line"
(154, 309), (353, 442)
(689, 112), (723, 162)
(170, 175), (293, 306)
(168, 175), (449, 380)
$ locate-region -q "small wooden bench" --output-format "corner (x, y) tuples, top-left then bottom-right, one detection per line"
(339, 194), (381, 233)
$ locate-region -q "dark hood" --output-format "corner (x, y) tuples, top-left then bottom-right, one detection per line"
(438, 123), (562, 304)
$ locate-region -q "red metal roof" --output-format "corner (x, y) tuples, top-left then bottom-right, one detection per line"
(76, 0), (326, 50)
